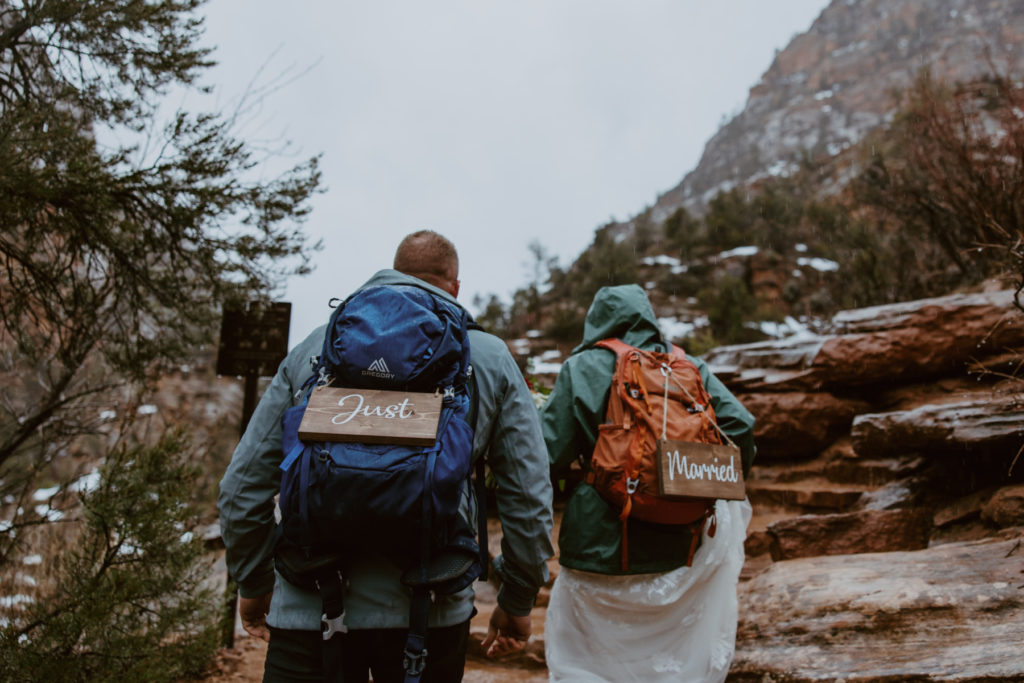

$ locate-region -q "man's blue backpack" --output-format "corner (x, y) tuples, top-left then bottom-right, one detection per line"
(274, 283), (484, 680)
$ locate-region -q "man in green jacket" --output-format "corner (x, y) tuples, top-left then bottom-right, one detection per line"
(218, 231), (554, 682)
(540, 284), (755, 682)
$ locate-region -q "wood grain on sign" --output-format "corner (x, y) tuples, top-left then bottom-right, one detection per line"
(657, 440), (746, 500)
(297, 387), (442, 445)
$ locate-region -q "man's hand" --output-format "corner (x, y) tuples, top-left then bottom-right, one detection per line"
(239, 592), (273, 643)
(481, 605), (531, 658)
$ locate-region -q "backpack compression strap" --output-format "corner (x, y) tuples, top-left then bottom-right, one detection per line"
(402, 435), (445, 682)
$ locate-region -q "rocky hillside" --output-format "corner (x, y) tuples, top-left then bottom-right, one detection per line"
(506, 0), (1024, 374)
(649, 0), (1024, 223)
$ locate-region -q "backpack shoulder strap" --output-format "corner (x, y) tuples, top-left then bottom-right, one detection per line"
(594, 337), (635, 357)
(466, 370), (489, 581)
(592, 338), (644, 428)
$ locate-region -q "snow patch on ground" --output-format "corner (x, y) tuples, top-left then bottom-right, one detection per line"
(797, 256), (840, 272)
(719, 246), (759, 259)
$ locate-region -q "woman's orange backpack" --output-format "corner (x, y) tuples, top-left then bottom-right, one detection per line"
(587, 338), (737, 570)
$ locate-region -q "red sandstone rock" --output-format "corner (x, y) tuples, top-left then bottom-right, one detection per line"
(822, 454), (922, 486)
(933, 487), (1000, 527)
(766, 508), (932, 560)
(850, 393), (1024, 458)
(748, 479), (865, 511)
(705, 290), (1024, 393)
(980, 484), (1024, 528)
(741, 392), (870, 459)
(743, 530), (773, 557)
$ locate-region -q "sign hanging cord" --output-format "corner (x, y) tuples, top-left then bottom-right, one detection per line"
(661, 366), (739, 449)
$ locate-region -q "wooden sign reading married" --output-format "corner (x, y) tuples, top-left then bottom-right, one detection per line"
(297, 387), (442, 446)
(657, 440), (746, 500)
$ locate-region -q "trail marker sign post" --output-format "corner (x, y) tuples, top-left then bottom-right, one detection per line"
(216, 301), (292, 433)
(215, 300), (291, 648)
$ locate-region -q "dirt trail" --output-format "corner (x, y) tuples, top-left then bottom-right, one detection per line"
(200, 600), (549, 682)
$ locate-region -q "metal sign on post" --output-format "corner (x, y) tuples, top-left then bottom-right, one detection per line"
(216, 301), (292, 379)
(215, 300), (291, 649)
(216, 301), (292, 434)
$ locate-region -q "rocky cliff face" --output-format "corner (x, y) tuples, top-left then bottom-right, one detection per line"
(649, 0), (1024, 223)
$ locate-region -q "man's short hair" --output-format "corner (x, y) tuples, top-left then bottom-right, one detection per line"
(393, 230), (459, 287)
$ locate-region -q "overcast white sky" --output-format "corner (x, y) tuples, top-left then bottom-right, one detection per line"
(197, 1), (830, 346)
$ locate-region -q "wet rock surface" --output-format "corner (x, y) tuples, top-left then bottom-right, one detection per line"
(851, 395), (1024, 458)
(982, 485), (1024, 528)
(730, 536), (1024, 682)
(740, 392), (870, 459)
(766, 508), (932, 560)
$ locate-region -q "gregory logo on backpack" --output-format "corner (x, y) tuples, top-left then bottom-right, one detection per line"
(363, 357), (394, 380)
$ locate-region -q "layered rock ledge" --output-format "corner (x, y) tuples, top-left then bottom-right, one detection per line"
(731, 535), (1024, 682)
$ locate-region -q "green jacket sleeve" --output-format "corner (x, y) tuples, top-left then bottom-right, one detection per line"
(469, 331), (554, 616)
(541, 350), (615, 475)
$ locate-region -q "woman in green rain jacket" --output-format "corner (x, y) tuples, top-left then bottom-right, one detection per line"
(540, 284), (755, 683)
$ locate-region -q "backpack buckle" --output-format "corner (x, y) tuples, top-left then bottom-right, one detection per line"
(403, 647), (428, 676)
(626, 477), (639, 495)
(321, 611), (348, 640)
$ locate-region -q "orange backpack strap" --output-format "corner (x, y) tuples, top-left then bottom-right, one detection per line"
(594, 338), (647, 571)
(595, 337), (653, 409)
(594, 337), (634, 355)
(594, 338), (639, 429)
(585, 339), (629, 488)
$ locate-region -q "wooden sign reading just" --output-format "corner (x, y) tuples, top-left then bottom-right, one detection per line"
(657, 440), (746, 501)
(297, 387), (442, 446)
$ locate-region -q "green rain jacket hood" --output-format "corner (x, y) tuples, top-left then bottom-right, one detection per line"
(573, 284), (666, 355)
(541, 284), (755, 575)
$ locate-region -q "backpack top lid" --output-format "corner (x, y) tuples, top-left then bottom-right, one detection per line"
(319, 284), (470, 392)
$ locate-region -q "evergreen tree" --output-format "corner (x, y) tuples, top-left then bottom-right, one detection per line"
(0, 0), (321, 473)
(0, 432), (219, 681)
(0, 0), (322, 672)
